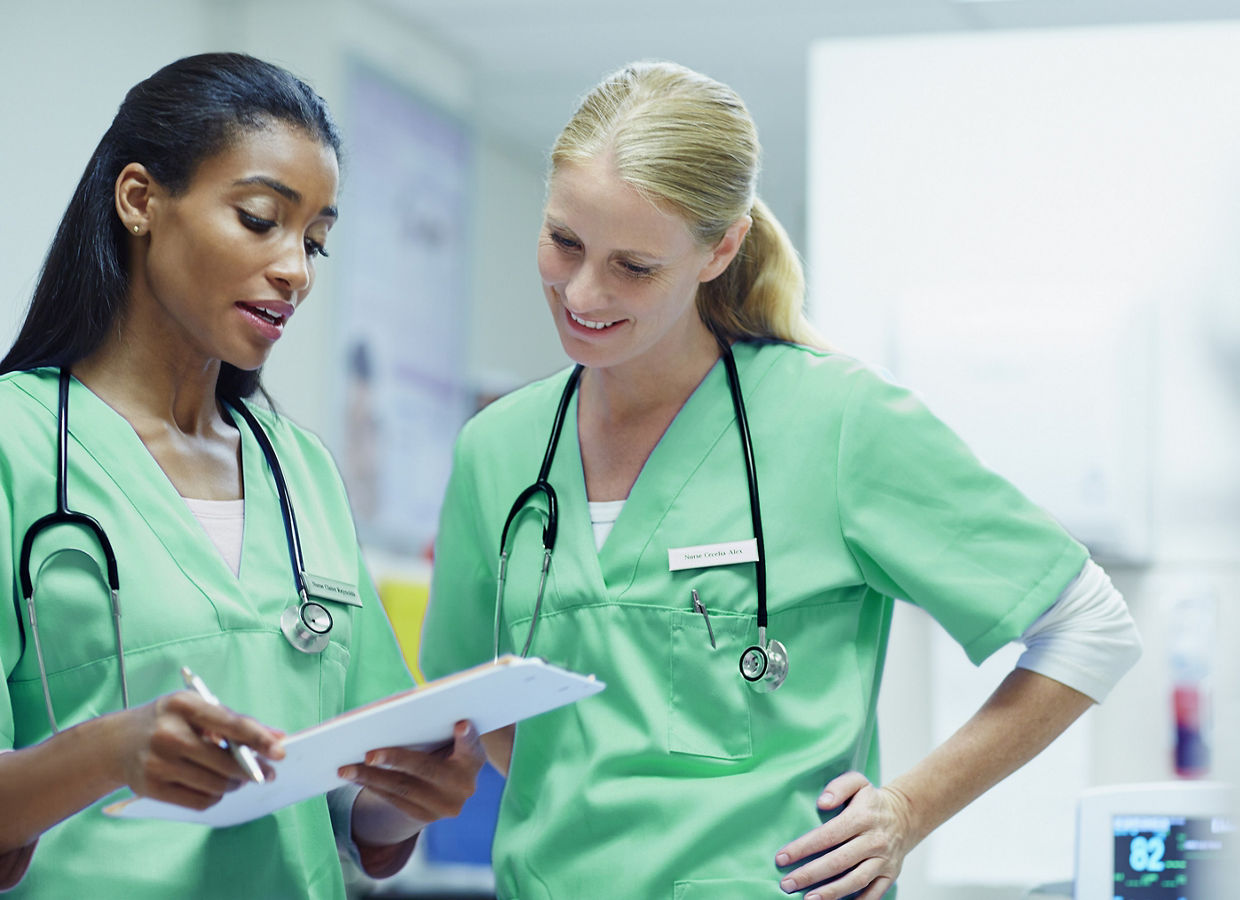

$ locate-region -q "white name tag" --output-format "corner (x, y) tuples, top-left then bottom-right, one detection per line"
(668, 538), (759, 572)
(302, 571), (362, 607)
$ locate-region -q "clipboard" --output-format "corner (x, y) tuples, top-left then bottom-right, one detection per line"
(104, 655), (604, 827)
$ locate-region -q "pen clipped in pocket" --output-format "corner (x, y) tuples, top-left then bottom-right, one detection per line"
(668, 596), (752, 760)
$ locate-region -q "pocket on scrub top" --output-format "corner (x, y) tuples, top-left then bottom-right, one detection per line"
(668, 609), (753, 759)
(317, 640), (352, 721)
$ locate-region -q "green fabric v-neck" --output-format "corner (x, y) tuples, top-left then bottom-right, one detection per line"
(423, 341), (1086, 899)
(1, 368), (413, 899)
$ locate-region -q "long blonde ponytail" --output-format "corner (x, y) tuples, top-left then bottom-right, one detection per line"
(698, 197), (823, 347)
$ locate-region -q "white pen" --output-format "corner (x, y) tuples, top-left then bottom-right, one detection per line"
(180, 666), (266, 784)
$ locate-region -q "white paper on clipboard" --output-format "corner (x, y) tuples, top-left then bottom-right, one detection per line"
(104, 655), (604, 827)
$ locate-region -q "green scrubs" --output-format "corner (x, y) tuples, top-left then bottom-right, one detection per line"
(422, 341), (1087, 899)
(0, 368), (413, 899)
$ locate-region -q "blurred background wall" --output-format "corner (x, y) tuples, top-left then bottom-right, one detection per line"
(809, 24), (1240, 896)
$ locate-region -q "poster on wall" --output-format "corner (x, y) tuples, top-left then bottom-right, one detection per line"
(336, 61), (472, 557)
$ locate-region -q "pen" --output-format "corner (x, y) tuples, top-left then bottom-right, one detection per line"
(691, 590), (716, 649)
(180, 666), (266, 784)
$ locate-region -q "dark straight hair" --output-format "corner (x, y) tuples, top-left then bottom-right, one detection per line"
(0, 52), (342, 402)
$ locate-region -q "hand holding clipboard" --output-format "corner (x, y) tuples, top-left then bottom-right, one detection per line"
(105, 656), (603, 826)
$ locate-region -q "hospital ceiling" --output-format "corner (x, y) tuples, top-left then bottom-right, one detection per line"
(371, 0), (1240, 245)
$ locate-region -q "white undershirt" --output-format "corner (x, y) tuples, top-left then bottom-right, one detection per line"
(588, 500), (626, 550)
(587, 500), (1141, 703)
(1016, 558), (1142, 703)
(184, 497), (245, 577)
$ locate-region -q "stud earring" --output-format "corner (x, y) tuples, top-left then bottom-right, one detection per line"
(132, 224), (141, 234)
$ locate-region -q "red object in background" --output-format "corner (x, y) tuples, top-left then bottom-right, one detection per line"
(1173, 683), (1210, 779)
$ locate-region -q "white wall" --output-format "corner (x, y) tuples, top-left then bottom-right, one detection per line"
(809, 23), (1240, 898)
(467, 136), (569, 392)
(1, 1), (216, 338)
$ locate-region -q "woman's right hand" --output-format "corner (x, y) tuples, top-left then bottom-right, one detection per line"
(107, 691), (284, 810)
(0, 691), (284, 886)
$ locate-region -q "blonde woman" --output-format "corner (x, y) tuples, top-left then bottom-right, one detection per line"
(421, 61), (1140, 899)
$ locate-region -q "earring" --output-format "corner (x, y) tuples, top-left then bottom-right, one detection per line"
(132, 224), (141, 234)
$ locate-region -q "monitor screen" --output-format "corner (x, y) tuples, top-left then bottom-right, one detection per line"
(1111, 813), (1233, 899)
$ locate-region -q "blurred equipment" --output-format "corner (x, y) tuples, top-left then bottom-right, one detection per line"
(1072, 781), (1233, 900)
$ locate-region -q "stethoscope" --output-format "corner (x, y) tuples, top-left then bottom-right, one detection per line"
(494, 338), (789, 693)
(16, 369), (334, 734)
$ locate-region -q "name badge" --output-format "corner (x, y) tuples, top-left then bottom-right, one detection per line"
(302, 571), (362, 607)
(668, 538), (759, 572)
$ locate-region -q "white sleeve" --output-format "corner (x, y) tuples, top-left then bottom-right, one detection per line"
(1016, 559), (1143, 703)
(328, 783), (365, 867)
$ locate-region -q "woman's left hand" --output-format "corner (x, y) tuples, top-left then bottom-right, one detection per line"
(340, 720), (485, 851)
(774, 771), (917, 900)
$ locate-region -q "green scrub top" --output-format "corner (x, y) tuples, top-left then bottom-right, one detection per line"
(422, 341), (1088, 900)
(0, 369), (413, 899)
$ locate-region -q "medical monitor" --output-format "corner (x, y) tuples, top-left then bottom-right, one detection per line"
(1075, 781), (1233, 900)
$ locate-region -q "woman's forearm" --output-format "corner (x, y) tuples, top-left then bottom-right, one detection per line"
(884, 667), (1094, 849)
(0, 715), (126, 853)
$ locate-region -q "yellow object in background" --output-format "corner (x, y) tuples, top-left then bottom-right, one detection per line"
(378, 576), (431, 684)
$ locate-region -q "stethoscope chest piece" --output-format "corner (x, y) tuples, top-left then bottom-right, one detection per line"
(281, 599), (333, 654)
(740, 634), (788, 693)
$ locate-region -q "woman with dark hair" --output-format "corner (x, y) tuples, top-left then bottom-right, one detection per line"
(0, 53), (481, 898)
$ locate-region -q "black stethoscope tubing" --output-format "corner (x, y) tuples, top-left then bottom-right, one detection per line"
(16, 368), (330, 732)
(498, 363), (583, 556)
(17, 370), (127, 730)
(18, 371), (121, 603)
(226, 400), (308, 599)
(719, 339), (768, 631)
(496, 338), (783, 688)
(226, 400), (335, 652)
(494, 363), (582, 658)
